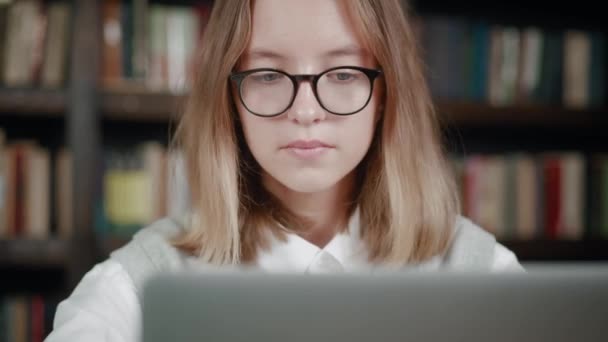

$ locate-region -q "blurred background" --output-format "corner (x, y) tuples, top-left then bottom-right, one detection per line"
(0, 0), (606, 340)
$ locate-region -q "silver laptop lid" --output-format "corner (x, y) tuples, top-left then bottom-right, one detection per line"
(143, 265), (608, 342)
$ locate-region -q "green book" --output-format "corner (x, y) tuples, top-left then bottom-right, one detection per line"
(535, 30), (563, 104)
(121, 0), (134, 79)
(469, 21), (490, 101)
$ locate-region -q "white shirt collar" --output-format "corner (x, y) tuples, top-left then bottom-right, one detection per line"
(255, 207), (373, 273)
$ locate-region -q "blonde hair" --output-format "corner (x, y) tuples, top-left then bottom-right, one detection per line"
(172, 0), (460, 266)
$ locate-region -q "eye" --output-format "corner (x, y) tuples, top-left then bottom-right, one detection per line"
(326, 71), (359, 82)
(250, 72), (284, 83)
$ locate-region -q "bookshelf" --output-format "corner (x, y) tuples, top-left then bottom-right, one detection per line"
(102, 89), (185, 121)
(0, 239), (68, 268)
(0, 0), (607, 338)
(0, 89), (66, 116)
(0, 0), (605, 271)
(437, 102), (608, 128)
(502, 239), (608, 262)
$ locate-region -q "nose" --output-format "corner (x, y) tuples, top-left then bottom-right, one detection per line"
(286, 81), (327, 125)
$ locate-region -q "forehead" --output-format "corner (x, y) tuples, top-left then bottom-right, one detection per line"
(246, 0), (367, 62)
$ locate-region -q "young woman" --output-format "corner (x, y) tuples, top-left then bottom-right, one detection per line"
(46, 0), (522, 341)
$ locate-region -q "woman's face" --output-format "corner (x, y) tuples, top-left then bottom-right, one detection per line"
(235, 0), (382, 194)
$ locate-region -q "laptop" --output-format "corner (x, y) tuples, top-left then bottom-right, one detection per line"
(142, 264), (608, 342)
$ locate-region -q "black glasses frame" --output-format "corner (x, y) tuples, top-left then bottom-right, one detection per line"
(229, 66), (382, 117)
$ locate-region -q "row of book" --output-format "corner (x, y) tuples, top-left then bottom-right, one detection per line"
(451, 152), (607, 241)
(94, 142), (190, 238)
(102, 0), (212, 93)
(0, 135), (190, 240)
(0, 0), (71, 88)
(3, 133), (608, 242)
(0, 295), (57, 342)
(416, 16), (606, 108)
(0, 131), (72, 240)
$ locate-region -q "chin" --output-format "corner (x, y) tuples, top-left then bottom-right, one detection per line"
(281, 180), (336, 193)
(274, 172), (342, 194)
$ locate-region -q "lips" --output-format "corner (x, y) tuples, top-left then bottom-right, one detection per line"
(283, 140), (334, 149)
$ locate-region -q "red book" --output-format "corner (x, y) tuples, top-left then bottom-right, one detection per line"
(545, 156), (562, 239)
(31, 296), (45, 342)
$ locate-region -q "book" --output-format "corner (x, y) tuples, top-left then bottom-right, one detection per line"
(24, 147), (50, 239)
(56, 148), (73, 238)
(146, 4), (168, 90)
(102, 0), (123, 87)
(515, 154), (538, 240)
(589, 32), (606, 107)
(517, 27), (543, 103)
(0, 129), (6, 238)
(40, 1), (71, 88)
(544, 155), (562, 239)
(3, 0), (42, 86)
(563, 30), (591, 108)
(559, 153), (585, 239)
(536, 30), (563, 104)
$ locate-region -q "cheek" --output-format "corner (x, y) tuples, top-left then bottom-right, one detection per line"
(239, 111), (276, 157)
(341, 110), (377, 157)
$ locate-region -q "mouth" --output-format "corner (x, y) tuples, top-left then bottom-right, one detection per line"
(282, 140), (335, 149)
(281, 140), (335, 159)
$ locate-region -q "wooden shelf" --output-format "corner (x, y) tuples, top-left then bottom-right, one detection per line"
(501, 239), (608, 261)
(95, 92), (608, 128)
(101, 89), (186, 122)
(0, 88), (66, 115)
(0, 239), (69, 268)
(437, 101), (608, 127)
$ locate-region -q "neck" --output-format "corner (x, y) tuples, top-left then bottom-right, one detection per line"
(263, 172), (355, 248)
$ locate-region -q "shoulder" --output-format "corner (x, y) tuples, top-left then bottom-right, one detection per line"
(440, 216), (524, 272)
(47, 216), (196, 341)
(109, 216), (193, 298)
(46, 259), (140, 341)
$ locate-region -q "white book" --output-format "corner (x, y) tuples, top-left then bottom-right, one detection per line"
(559, 153), (585, 240)
(41, 2), (71, 88)
(166, 7), (199, 93)
(488, 27), (504, 106)
(25, 147), (50, 239)
(519, 28), (543, 101)
(147, 5), (168, 90)
(501, 27), (520, 105)
(564, 30), (591, 108)
(3, 0), (40, 86)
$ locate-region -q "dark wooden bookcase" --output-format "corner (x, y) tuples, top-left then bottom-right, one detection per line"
(1, 1), (607, 332)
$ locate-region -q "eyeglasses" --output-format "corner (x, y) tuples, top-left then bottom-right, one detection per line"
(230, 66), (382, 117)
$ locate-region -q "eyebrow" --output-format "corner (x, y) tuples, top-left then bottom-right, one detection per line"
(245, 45), (368, 61)
(323, 45), (368, 58)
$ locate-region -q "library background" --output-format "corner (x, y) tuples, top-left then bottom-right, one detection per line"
(0, 0), (606, 340)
